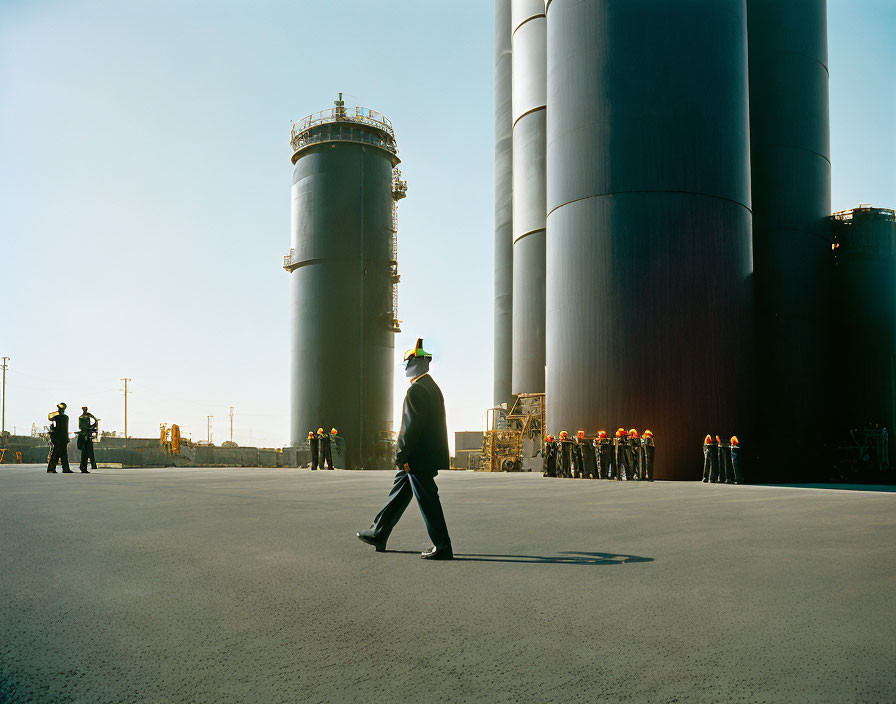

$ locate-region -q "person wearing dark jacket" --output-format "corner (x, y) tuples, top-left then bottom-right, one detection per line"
(318, 427), (334, 470)
(596, 430), (612, 479)
(543, 435), (557, 477)
(47, 402), (72, 473)
(357, 339), (453, 560)
(702, 435), (713, 482)
(641, 430), (655, 481)
(308, 431), (319, 470)
(576, 430), (597, 479)
(77, 406), (98, 473)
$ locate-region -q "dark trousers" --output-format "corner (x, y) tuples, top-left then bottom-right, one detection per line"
(702, 448), (711, 481)
(47, 443), (70, 472)
(311, 448), (319, 471)
(79, 440), (96, 471)
(323, 447), (334, 469)
(371, 469), (452, 550)
(643, 446), (655, 481)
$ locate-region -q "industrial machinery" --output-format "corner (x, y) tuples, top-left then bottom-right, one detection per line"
(481, 393), (545, 472)
(831, 426), (891, 483)
(160, 423), (182, 455)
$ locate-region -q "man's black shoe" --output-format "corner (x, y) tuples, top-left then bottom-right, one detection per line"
(62, 469), (74, 473)
(80, 470), (90, 474)
(356, 529), (386, 552)
(421, 546), (453, 560)
(47, 469), (56, 473)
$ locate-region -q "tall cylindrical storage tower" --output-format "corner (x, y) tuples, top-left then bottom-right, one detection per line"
(747, 0), (831, 479)
(285, 99), (403, 469)
(511, 0), (547, 395)
(544, 0), (753, 479)
(494, 0), (514, 408)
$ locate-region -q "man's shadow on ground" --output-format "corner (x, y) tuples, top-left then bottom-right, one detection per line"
(387, 550), (653, 565)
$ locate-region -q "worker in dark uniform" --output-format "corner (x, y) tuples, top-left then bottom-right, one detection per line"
(627, 429), (642, 480)
(577, 429), (597, 479)
(77, 406), (98, 473)
(719, 437), (732, 483)
(329, 428), (342, 468)
(642, 429), (655, 481)
(318, 427), (334, 470)
(596, 430), (612, 479)
(614, 428), (626, 479)
(730, 436), (743, 484)
(709, 435), (721, 482)
(702, 435), (713, 482)
(308, 431), (319, 470)
(47, 402), (72, 473)
(357, 338), (453, 560)
(543, 434), (557, 477)
(558, 430), (574, 478)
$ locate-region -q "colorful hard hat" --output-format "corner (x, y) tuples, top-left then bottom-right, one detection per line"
(629, 429), (639, 438)
(715, 435), (721, 443)
(330, 428), (337, 435)
(576, 429), (585, 439)
(730, 435), (739, 446)
(559, 430), (569, 439)
(317, 427), (324, 434)
(57, 402), (67, 411)
(705, 434), (712, 444)
(545, 434), (554, 442)
(597, 430), (607, 439)
(643, 429), (653, 438)
(403, 337), (432, 362)
(308, 431), (314, 438)
(615, 427), (625, 437)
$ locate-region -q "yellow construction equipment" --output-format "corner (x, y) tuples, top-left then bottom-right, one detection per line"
(480, 393), (545, 472)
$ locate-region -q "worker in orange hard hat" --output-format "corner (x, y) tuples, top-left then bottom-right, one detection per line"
(558, 430), (574, 478)
(613, 428), (627, 480)
(327, 428), (341, 469)
(576, 430), (597, 479)
(319, 427), (334, 470)
(308, 430), (320, 471)
(709, 435), (721, 483)
(595, 430), (612, 479)
(729, 436), (743, 484)
(719, 435), (733, 484)
(627, 429), (642, 480)
(543, 434), (558, 478)
(702, 435), (713, 482)
(641, 430), (655, 481)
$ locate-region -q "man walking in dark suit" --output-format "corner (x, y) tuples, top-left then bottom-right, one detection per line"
(357, 338), (453, 560)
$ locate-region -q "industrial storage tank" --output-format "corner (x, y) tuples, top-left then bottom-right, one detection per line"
(494, 0), (514, 408)
(511, 0), (547, 395)
(747, 0), (831, 479)
(544, 0), (753, 479)
(284, 96), (405, 469)
(830, 206), (896, 468)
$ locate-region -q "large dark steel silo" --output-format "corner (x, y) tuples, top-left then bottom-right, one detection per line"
(494, 0), (514, 407)
(511, 0), (547, 395)
(544, 0), (753, 479)
(830, 207), (896, 466)
(747, 0), (831, 479)
(285, 99), (403, 469)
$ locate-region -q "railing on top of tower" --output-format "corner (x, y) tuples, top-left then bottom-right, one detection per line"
(289, 105), (398, 158)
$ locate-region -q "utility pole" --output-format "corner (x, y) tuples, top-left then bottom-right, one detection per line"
(229, 406), (234, 443)
(121, 377), (131, 440)
(1, 356), (9, 435)
(207, 415), (213, 444)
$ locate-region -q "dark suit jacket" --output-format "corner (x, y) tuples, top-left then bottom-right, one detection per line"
(395, 374), (449, 476)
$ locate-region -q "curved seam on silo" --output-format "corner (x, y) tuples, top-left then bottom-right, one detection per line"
(513, 227), (545, 244)
(750, 49), (830, 77)
(750, 144), (832, 165)
(512, 13), (545, 37)
(545, 191), (753, 220)
(512, 105), (546, 129)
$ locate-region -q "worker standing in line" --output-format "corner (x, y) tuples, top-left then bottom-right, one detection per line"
(543, 435), (557, 477)
(47, 402), (72, 473)
(719, 436), (732, 483)
(702, 435), (713, 482)
(558, 430), (573, 478)
(596, 430), (612, 479)
(614, 428), (627, 480)
(576, 430), (597, 479)
(642, 430), (655, 481)
(77, 406), (98, 473)
(318, 427), (334, 470)
(730, 436), (742, 484)
(627, 429), (641, 480)
(328, 428), (340, 469)
(710, 435), (721, 482)
(356, 338), (453, 560)
(308, 430), (319, 470)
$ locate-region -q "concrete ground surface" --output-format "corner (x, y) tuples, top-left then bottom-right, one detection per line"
(1, 467), (893, 704)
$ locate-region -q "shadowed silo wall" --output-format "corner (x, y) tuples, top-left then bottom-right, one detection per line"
(747, 0), (831, 480)
(495, 0), (514, 407)
(544, 0), (753, 479)
(511, 0), (547, 395)
(288, 130), (398, 469)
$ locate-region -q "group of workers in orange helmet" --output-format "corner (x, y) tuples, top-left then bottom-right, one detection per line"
(543, 428), (655, 480)
(702, 435), (742, 484)
(307, 427), (340, 471)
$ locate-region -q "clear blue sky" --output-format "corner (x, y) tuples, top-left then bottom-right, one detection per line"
(1, 1), (893, 450)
